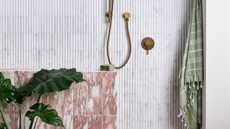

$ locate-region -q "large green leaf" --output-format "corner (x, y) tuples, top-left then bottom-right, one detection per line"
(0, 72), (16, 108)
(16, 68), (84, 103)
(25, 103), (64, 127)
(0, 123), (7, 129)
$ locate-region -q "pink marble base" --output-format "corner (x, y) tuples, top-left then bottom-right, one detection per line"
(0, 70), (117, 129)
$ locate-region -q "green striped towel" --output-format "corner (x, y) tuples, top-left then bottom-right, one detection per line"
(179, 0), (204, 129)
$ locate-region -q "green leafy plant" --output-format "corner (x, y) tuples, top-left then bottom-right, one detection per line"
(0, 123), (7, 129)
(0, 73), (16, 129)
(0, 68), (84, 129)
(0, 73), (16, 108)
(26, 103), (64, 127)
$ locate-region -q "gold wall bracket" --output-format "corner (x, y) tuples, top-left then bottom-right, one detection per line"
(123, 12), (131, 21)
(141, 37), (155, 55)
(106, 11), (113, 23)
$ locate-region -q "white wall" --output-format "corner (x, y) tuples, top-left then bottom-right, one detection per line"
(0, 0), (191, 129)
(206, 0), (230, 129)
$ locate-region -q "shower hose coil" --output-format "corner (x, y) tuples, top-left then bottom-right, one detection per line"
(106, 0), (132, 70)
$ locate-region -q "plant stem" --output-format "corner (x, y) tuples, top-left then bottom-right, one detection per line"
(28, 119), (34, 129)
(33, 118), (38, 129)
(19, 106), (22, 129)
(36, 95), (42, 103)
(0, 108), (9, 129)
(28, 94), (42, 129)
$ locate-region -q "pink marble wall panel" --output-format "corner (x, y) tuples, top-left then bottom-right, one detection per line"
(88, 116), (103, 129)
(74, 116), (88, 129)
(103, 116), (117, 129)
(1, 70), (117, 129)
(73, 82), (88, 116)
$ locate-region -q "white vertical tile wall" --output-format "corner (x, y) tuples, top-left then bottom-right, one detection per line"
(0, 0), (191, 129)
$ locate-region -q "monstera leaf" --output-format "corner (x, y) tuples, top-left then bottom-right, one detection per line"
(0, 72), (16, 108)
(16, 68), (84, 103)
(25, 103), (64, 127)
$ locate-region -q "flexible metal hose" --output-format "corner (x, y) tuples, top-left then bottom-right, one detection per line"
(106, 0), (132, 69)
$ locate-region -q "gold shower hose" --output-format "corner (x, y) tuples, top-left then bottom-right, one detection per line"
(106, 0), (132, 69)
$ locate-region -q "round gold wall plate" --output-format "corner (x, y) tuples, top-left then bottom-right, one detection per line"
(141, 37), (155, 50)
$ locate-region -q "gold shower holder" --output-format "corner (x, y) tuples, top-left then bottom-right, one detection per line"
(106, 11), (113, 22)
(123, 12), (131, 21)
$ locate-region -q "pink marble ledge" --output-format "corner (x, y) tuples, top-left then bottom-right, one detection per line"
(0, 70), (117, 129)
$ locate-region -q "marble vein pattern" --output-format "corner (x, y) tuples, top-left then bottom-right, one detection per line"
(0, 70), (117, 129)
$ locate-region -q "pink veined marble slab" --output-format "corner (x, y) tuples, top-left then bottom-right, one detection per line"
(0, 70), (117, 129)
